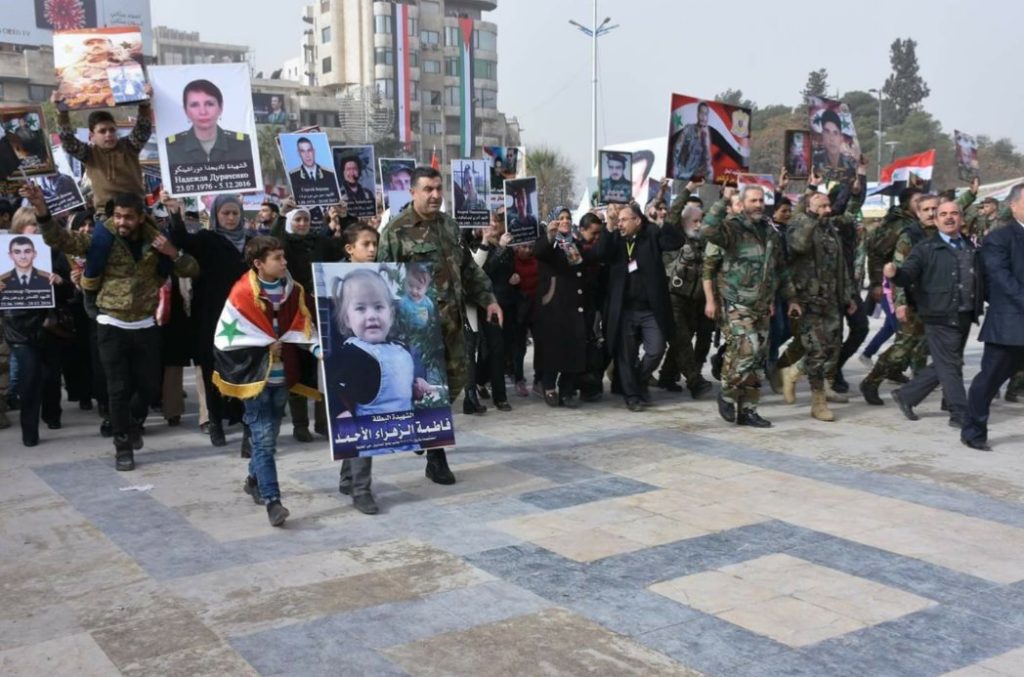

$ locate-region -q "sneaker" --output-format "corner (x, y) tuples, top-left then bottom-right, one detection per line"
(266, 500), (290, 527)
(243, 475), (263, 505)
(353, 493), (379, 515)
(515, 381), (529, 398)
(858, 354), (874, 368)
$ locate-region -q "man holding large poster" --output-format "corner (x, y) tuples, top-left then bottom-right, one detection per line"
(150, 64), (261, 196)
(666, 94), (750, 184)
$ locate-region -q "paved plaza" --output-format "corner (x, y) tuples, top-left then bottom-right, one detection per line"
(2, 332), (1024, 676)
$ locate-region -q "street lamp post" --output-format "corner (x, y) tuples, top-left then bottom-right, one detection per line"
(569, 1), (618, 172)
(868, 87), (883, 182)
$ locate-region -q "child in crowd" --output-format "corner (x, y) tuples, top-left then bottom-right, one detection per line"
(212, 236), (321, 527)
(342, 222), (379, 263)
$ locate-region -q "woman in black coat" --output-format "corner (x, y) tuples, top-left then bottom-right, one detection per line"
(167, 193), (249, 447)
(532, 208), (588, 408)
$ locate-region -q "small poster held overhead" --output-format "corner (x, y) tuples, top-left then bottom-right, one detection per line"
(451, 159), (489, 227)
(504, 177), (540, 246)
(280, 132), (342, 207)
(53, 26), (144, 110)
(808, 95), (861, 185)
(314, 262), (455, 460)
(666, 94), (750, 185)
(483, 145), (525, 210)
(379, 158), (415, 213)
(954, 130), (979, 181)
(36, 143), (85, 214)
(0, 233), (56, 311)
(0, 106), (55, 180)
(783, 130), (811, 180)
(333, 145), (377, 218)
(149, 63), (262, 197)
(598, 150), (633, 204)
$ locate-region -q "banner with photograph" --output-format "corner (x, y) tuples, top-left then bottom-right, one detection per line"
(149, 63), (261, 197)
(783, 130), (811, 180)
(808, 95), (861, 185)
(602, 139), (664, 210)
(483, 145), (525, 209)
(53, 26), (144, 110)
(0, 106), (55, 180)
(107, 62), (147, 106)
(735, 173), (776, 207)
(333, 145), (377, 218)
(598, 150), (633, 204)
(954, 130), (979, 181)
(504, 177), (540, 246)
(253, 93), (289, 126)
(1, 0), (153, 53)
(313, 262), (455, 460)
(451, 159), (489, 227)
(279, 131), (341, 207)
(666, 94), (750, 185)
(36, 144), (84, 214)
(379, 157), (415, 213)
(0, 233), (56, 310)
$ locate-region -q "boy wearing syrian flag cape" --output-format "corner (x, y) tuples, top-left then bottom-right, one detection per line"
(212, 236), (322, 527)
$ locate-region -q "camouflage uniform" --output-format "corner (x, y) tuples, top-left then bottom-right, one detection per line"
(811, 149), (858, 186)
(782, 191), (861, 390)
(701, 198), (794, 410)
(377, 207), (495, 396)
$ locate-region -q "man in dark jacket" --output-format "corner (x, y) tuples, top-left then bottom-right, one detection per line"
(962, 183), (1024, 450)
(588, 202), (686, 411)
(885, 198), (983, 428)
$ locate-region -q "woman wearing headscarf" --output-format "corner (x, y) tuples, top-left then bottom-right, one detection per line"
(270, 206), (345, 441)
(532, 207), (588, 408)
(166, 192), (250, 449)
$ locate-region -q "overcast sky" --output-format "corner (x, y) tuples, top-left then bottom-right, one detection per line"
(152, 0), (1024, 182)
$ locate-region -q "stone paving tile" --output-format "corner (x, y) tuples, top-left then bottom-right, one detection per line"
(518, 476), (659, 510)
(0, 633), (120, 675)
(944, 647), (1024, 676)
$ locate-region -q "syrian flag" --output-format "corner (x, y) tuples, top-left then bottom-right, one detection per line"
(870, 150), (935, 196)
(458, 17), (475, 157)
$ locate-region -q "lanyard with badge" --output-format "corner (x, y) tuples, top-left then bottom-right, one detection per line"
(627, 239), (638, 273)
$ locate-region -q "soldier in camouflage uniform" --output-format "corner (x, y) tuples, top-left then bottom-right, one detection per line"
(377, 166), (500, 485)
(964, 197), (1000, 243)
(780, 179), (863, 421)
(659, 182), (713, 398)
(861, 182), (977, 404)
(702, 186), (800, 427)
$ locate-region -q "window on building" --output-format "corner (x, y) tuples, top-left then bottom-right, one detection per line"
(409, 52), (418, 67)
(322, 56), (332, 73)
(443, 86), (459, 106)
(424, 119), (442, 135)
(374, 14), (392, 34)
(410, 80), (419, 99)
(446, 117), (461, 135)
(28, 84), (52, 102)
(321, 26), (331, 43)
(474, 59), (497, 80)
(444, 26), (461, 47)
(375, 79), (394, 98)
(420, 0), (440, 16)
(474, 29), (497, 51)
(320, 0), (330, 12)
(375, 47), (393, 65)
(422, 59), (440, 74)
(420, 30), (439, 45)
(408, 17), (418, 36)
(444, 57), (459, 77)
(474, 87), (497, 109)
(423, 90), (441, 106)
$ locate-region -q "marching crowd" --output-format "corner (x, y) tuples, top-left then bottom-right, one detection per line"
(2, 98), (1023, 526)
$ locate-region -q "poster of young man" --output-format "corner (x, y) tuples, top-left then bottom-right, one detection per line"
(0, 233), (55, 310)
(783, 130), (811, 180)
(53, 26), (144, 110)
(0, 106), (55, 180)
(279, 132), (341, 207)
(149, 63), (261, 197)
(36, 144), (84, 214)
(483, 145), (526, 209)
(332, 145), (377, 218)
(598, 150), (633, 204)
(808, 95), (861, 186)
(954, 130), (980, 181)
(451, 159), (490, 227)
(504, 177), (540, 246)
(313, 262), (455, 460)
(379, 158), (415, 213)
(253, 93), (288, 125)
(666, 94), (750, 185)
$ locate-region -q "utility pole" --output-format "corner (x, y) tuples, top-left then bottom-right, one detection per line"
(569, 1), (618, 173)
(868, 87), (883, 182)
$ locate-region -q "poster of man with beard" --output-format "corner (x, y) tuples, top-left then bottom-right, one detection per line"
(666, 94), (750, 185)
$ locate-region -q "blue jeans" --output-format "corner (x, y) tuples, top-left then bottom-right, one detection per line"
(768, 292), (791, 367)
(244, 385), (289, 502)
(863, 295), (900, 358)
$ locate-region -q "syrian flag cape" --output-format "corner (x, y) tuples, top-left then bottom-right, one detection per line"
(212, 270), (320, 400)
(870, 150), (936, 196)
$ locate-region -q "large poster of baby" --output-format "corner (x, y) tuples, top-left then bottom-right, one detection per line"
(313, 262), (455, 461)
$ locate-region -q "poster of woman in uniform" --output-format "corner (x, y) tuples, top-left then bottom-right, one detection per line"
(666, 93), (750, 185)
(332, 145), (377, 218)
(149, 63), (262, 198)
(954, 130), (979, 181)
(451, 159), (490, 227)
(808, 95), (861, 186)
(783, 130), (811, 180)
(313, 262), (454, 460)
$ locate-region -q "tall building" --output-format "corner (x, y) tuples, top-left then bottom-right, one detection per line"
(294, 0), (520, 162)
(153, 27), (249, 67)
(0, 43), (56, 105)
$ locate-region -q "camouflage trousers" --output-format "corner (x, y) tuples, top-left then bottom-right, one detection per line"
(864, 309), (927, 387)
(441, 303), (469, 397)
(660, 294), (713, 387)
(720, 303), (770, 407)
(780, 306), (843, 390)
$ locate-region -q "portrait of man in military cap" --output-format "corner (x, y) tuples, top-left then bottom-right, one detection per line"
(599, 150), (633, 204)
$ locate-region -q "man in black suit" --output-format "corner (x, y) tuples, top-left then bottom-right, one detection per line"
(1, 235), (52, 291)
(288, 137), (339, 204)
(961, 183), (1024, 451)
(884, 198), (983, 428)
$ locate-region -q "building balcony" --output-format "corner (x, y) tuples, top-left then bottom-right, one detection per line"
(446, 1), (499, 12)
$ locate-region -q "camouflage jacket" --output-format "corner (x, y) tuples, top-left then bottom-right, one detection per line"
(40, 213), (199, 322)
(661, 187), (704, 298)
(867, 206), (916, 290)
(701, 198), (794, 311)
(787, 211), (855, 311)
